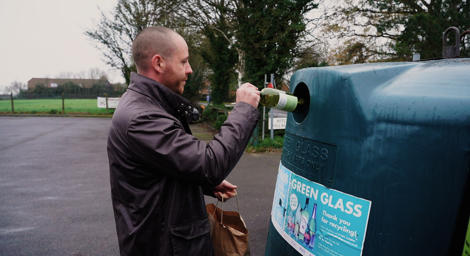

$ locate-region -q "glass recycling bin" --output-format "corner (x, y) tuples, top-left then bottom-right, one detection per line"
(265, 59), (470, 256)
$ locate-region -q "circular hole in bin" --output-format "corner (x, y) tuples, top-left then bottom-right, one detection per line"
(293, 82), (309, 123)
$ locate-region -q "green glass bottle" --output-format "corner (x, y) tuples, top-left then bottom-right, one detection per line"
(260, 88), (303, 112)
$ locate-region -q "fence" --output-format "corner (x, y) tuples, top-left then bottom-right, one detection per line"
(18, 83), (125, 99)
(0, 93), (118, 115)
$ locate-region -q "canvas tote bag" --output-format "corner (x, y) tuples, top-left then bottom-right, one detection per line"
(206, 196), (250, 256)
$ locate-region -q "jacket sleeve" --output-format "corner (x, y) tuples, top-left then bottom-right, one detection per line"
(127, 102), (259, 188)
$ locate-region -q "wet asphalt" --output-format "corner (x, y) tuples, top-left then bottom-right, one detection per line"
(0, 116), (281, 256)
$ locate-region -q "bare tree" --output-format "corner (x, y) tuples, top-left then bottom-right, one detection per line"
(6, 81), (26, 96)
(56, 68), (108, 80)
(88, 68), (108, 80)
(319, 0), (470, 62)
(86, 0), (185, 84)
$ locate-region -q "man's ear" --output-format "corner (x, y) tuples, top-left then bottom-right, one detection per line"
(151, 54), (165, 73)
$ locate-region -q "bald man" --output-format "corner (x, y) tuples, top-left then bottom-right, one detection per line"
(107, 26), (260, 255)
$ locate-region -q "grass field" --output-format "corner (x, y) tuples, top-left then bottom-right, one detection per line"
(0, 98), (114, 115)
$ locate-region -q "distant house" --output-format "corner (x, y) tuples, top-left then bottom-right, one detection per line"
(27, 78), (110, 91)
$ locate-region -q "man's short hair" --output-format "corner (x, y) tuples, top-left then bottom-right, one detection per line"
(132, 26), (177, 72)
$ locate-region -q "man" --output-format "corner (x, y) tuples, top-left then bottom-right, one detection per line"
(107, 26), (260, 255)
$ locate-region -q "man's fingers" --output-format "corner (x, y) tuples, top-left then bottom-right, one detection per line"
(215, 180), (238, 191)
(214, 190), (237, 201)
(227, 190), (237, 197)
(241, 82), (259, 91)
(222, 180), (237, 189)
(235, 83), (260, 108)
(241, 82), (256, 88)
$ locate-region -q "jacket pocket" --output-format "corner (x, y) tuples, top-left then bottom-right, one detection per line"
(170, 218), (212, 256)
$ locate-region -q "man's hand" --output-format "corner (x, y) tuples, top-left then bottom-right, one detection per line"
(214, 180), (238, 201)
(236, 83), (260, 108)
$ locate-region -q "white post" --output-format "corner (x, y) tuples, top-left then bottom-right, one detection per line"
(270, 74), (274, 140)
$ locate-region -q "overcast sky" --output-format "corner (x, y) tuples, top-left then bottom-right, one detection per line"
(0, 1), (337, 94)
(0, 0), (123, 93)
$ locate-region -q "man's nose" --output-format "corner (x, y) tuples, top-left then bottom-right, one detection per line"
(186, 63), (193, 74)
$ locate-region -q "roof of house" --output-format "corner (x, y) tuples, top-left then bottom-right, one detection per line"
(27, 77), (110, 89)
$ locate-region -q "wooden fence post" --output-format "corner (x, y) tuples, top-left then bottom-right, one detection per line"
(62, 93), (65, 114)
(10, 92), (14, 113)
(104, 93), (108, 110)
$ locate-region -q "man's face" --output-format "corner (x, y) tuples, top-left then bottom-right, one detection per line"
(161, 36), (192, 95)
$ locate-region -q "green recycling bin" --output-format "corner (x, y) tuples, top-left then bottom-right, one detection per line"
(265, 58), (470, 256)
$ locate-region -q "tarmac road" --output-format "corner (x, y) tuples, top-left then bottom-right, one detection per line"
(0, 116), (281, 256)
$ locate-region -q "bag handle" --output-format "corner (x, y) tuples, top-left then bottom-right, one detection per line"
(215, 194), (240, 226)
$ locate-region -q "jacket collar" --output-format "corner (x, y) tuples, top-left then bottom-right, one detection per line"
(127, 72), (199, 123)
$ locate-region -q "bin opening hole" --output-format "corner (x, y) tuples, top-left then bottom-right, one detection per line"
(293, 83), (309, 123)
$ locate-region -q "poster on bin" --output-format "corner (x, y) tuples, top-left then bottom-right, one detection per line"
(271, 162), (372, 256)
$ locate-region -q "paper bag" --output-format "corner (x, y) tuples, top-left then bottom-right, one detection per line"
(206, 202), (250, 256)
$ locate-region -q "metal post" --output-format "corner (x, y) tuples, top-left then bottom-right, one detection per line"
(270, 74), (274, 140)
(270, 73), (276, 89)
(262, 74), (267, 141)
(10, 92), (14, 113)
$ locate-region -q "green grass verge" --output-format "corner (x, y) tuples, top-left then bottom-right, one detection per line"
(0, 99), (114, 115)
(246, 136), (284, 152)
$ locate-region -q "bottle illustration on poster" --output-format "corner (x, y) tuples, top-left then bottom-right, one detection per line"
(287, 196), (318, 248)
(287, 193), (298, 235)
(294, 197), (301, 238)
(271, 163), (371, 256)
(276, 198), (286, 223)
(306, 203), (317, 248)
(299, 198), (310, 241)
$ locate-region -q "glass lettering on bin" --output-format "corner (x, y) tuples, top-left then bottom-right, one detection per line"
(282, 133), (337, 186)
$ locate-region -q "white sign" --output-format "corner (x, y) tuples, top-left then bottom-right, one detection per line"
(97, 97), (120, 109)
(268, 117), (287, 130)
